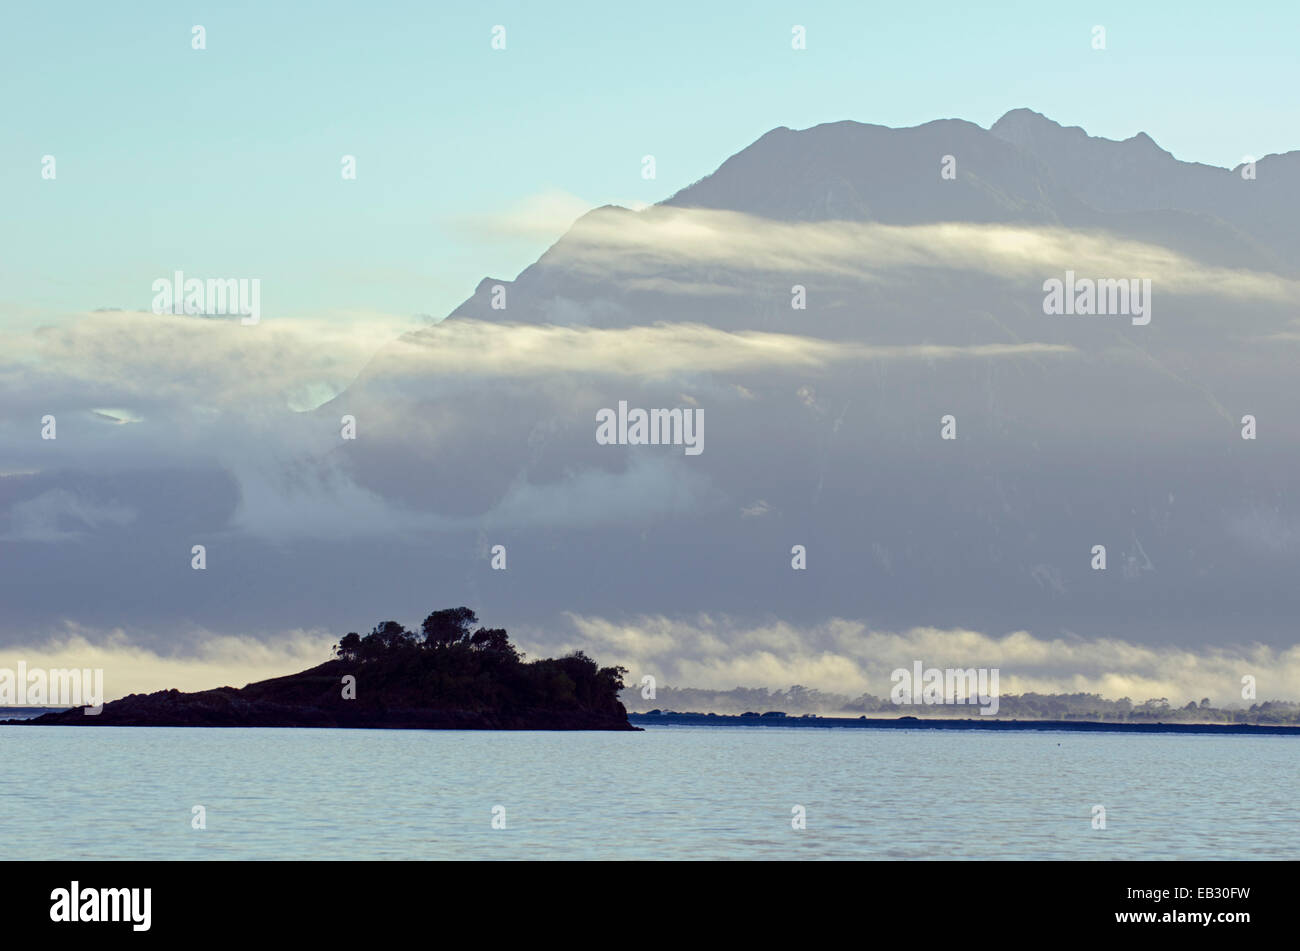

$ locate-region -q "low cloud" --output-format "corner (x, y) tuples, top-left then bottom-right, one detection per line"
(0, 310), (424, 410)
(4, 488), (136, 542)
(0, 625), (338, 701)
(452, 189), (602, 240)
(553, 207), (1300, 303)
(2, 613), (1295, 709)
(382, 319), (1074, 379)
(548, 614), (1300, 706)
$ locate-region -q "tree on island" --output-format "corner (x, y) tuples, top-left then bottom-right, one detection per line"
(330, 607), (626, 713)
(335, 608), (521, 663)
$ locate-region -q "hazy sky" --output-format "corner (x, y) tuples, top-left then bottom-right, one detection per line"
(3, 0), (1298, 324)
(2, 2), (1298, 707)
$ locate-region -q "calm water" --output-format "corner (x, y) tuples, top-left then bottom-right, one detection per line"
(2, 724), (1295, 860)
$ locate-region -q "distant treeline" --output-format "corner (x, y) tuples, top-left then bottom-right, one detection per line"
(622, 684), (1300, 724)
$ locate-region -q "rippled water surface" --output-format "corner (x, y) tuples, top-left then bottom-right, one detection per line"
(3, 724), (1294, 859)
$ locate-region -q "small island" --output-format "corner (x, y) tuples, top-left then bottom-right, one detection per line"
(7, 608), (638, 731)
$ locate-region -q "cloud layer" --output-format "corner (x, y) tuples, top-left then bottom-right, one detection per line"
(554, 614), (1300, 706)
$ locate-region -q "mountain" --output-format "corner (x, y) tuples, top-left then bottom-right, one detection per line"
(659, 118), (1085, 224)
(306, 110), (1300, 650)
(438, 109), (1297, 333)
(990, 108), (1300, 270)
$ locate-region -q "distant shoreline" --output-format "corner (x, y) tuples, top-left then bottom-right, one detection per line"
(630, 712), (1300, 735)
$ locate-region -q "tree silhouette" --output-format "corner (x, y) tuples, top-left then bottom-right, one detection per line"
(336, 631), (362, 661)
(324, 609), (628, 721)
(469, 627), (518, 659)
(421, 607), (478, 649)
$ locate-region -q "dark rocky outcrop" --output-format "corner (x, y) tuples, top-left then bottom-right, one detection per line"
(9, 609), (638, 731)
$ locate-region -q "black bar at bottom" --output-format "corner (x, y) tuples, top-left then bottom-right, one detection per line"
(3, 860), (1280, 938)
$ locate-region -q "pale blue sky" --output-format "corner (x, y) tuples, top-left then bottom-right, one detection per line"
(2, 0), (1297, 325)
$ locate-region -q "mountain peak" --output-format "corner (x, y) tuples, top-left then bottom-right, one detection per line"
(660, 113), (1073, 225)
(991, 107), (1062, 133)
(990, 108), (1172, 159)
